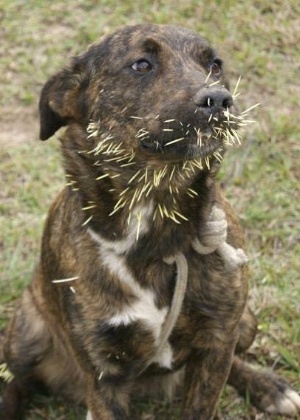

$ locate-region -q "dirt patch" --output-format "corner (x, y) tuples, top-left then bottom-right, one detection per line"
(0, 105), (39, 148)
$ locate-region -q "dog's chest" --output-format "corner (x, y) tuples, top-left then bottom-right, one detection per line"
(86, 205), (228, 374)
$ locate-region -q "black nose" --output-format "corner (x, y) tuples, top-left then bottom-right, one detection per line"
(193, 87), (233, 116)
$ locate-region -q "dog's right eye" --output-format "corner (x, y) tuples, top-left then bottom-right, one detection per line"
(131, 59), (153, 73)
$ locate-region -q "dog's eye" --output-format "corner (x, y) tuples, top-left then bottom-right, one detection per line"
(210, 60), (222, 77)
(131, 59), (153, 73)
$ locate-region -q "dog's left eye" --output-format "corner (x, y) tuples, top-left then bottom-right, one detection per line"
(210, 59), (222, 77)
(131, 59), (153, 73)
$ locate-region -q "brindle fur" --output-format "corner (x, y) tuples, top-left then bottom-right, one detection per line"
(1, 24), (299, 420)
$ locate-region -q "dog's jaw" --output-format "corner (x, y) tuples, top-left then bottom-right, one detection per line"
(83, 100), (247, 223)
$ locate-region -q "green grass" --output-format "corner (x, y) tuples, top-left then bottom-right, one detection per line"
(1, 0), (300, 418)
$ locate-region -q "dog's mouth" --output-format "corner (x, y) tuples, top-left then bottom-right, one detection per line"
(135, 109), (242, 164)
(85, 105), (255, 223)
(87, 105), (252, 177)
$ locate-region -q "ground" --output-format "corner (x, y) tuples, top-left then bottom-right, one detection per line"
(0, 1), (299, 419)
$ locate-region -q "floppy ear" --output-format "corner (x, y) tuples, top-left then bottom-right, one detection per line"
(39, 62), (88, 140)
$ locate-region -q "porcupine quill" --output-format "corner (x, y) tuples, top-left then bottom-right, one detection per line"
(83, 78), (258, 238)
(0, 363), (14, 383)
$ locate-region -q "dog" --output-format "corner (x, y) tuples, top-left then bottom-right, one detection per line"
(1, 24), (300, 420)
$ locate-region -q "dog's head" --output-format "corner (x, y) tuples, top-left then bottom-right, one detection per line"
(39, 24), (242, 170)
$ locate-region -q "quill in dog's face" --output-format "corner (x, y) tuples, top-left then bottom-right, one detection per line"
(40, 24), (240, 168)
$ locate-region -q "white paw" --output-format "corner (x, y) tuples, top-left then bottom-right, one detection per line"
(266, 388), (300, 417)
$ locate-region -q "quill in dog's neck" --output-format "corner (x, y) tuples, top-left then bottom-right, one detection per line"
(79, 120), (219, 240)
(62, 94), (252, 246)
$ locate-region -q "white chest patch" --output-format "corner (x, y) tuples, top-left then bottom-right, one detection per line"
(88, 203), (173, 368)
(89, 202), (154, 255)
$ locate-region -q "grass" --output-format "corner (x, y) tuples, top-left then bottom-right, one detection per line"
(0, 0), (299, 418)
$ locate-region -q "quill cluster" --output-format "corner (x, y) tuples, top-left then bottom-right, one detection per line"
(82, 79), (258, 232)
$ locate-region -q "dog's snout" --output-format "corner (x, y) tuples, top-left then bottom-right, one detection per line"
(193, 87), (233, 115)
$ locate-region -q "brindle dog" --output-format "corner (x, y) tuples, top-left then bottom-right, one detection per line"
(1, 24), (300, 420)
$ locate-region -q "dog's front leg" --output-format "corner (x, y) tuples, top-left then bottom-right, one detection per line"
(181, 340), (236, 420)
(86, 374), (131, 420)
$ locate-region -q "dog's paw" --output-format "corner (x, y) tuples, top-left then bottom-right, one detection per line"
(249, 374), (300, 417)
(263, 387), (300, 417)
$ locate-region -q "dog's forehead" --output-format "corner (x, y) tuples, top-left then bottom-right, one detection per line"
(93, 24), (214, 58)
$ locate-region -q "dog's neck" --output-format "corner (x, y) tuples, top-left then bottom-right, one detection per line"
(105, 160), (216, 221)
(62, 124), (219, 242)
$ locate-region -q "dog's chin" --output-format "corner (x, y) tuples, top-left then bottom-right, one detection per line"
(138, 134), (223, 164)
(185, 137), (223, 160)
